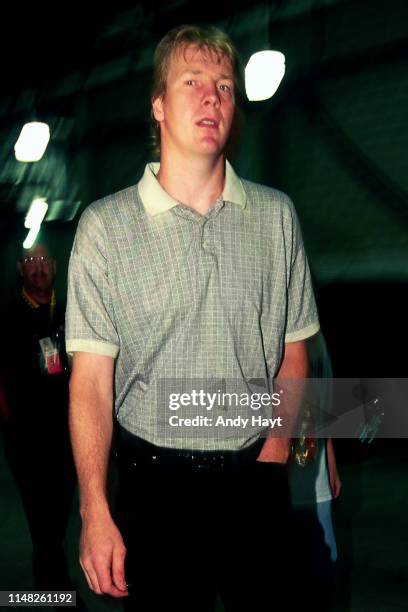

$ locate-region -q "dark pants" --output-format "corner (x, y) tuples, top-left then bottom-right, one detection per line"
(291, 505), (336, 612)
(116, 431), (292, 612)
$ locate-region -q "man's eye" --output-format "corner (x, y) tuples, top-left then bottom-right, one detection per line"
(186, 79), (195, 86)
(219, 84), (231, 92)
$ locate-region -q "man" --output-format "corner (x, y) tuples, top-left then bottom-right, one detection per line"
(1, 241), (76, 590)
(66, 24), (319, 611)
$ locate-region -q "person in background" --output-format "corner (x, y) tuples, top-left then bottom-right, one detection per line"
(289, 332), (341, 611)
(1, 240), (76, 591)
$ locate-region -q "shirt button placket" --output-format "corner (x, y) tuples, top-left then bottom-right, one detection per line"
(200, 220), (208, 251)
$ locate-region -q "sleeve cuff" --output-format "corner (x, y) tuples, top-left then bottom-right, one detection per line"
(66, 339), (119, 358)
(285, 321), (320, 343)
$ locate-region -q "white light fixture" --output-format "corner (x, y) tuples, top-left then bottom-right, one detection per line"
(24, 198), (48, 229)
(23, 197), (48, 249)
(245, 51), (286, 102)
(14, 121), (50, 162)
(23, 225), (42, 249)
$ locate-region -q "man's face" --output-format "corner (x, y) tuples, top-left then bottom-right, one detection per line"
(152, 44), (235, 160)
(18, 244), (55, 294)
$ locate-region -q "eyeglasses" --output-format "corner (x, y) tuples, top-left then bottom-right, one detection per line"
(23, 256), (52, 265)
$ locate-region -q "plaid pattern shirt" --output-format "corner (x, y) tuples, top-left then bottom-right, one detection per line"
(66, 161), (319, 449)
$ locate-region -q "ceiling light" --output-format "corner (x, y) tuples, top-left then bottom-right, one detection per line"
(14, 121), (50, 162)
(24, 198), (48, 229)
(23, 226), (42, 249)
(245, 51), (286, 102)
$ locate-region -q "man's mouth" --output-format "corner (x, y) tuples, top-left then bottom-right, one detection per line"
(197, 118), (218, 128)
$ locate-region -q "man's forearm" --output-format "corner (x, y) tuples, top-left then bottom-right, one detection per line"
(257, 340), (309, 462)
(69, 354), (115, 518)
(68, 353), (128, 598)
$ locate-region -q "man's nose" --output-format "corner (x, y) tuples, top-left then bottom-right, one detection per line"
(202, 82), (220, 106)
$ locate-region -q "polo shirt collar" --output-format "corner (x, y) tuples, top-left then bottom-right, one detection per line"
(138, 160), (247, 216)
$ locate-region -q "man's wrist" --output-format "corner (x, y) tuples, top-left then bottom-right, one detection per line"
(257, 437), (290, 463)
(80, 497), (111, 521)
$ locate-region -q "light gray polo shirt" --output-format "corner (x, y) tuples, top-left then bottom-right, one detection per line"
(66, 161), (319, 449)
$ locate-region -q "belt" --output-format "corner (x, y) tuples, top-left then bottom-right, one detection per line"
(117, 426), (263, 470)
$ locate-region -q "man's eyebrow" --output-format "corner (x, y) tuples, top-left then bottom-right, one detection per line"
(180, 69), (203, 77)
(180, 69), (233, 80)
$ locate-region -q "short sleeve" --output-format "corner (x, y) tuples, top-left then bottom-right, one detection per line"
(284, 201), (320, 343)
(65, 205), (120, 357)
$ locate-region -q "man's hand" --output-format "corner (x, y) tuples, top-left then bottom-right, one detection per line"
(80, 509), (128, 598)
(329, 463), (341, 499)
(256, 437), (290, 463)
(327, 438), (341, 499)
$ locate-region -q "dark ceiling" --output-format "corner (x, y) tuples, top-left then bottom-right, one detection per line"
(1, 0), (148, 93)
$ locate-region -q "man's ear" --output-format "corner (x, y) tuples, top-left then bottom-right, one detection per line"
(16, 261), (23, 277)
(152, 96), (164, 122)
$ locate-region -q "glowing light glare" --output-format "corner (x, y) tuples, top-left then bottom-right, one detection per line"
(14, 122), (50, 162)
(22, 198), (48, 249)
(24, 198), (48, 229)
(245, 51), (286, 102)
(23, 225), (42, 249)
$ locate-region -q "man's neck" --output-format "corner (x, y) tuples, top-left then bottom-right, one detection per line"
(156, 151), (226, 216)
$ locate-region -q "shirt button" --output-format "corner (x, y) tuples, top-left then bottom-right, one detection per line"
(202, 240), (209, 248)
